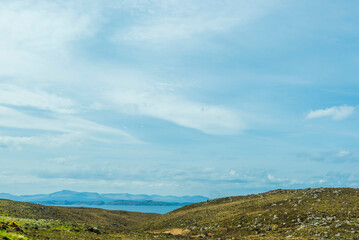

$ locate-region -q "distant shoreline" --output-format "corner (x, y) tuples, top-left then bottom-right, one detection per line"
(44, 203), (184, 214)
(32, 200), (189, 206)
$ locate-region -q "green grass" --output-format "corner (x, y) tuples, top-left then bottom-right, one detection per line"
(0, 230), (29, 240)
(0, 215), (174, 240)
(1, 188), (359, 239)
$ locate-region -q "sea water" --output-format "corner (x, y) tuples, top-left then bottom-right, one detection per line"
(49, 204), (184, 214)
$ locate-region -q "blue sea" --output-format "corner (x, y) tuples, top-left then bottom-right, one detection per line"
(51, 204), (184, 214)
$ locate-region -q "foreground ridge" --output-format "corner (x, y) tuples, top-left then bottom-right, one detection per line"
(1, 187), (359, 239)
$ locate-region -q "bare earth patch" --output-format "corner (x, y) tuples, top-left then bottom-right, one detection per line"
(163, 228), (191, 236)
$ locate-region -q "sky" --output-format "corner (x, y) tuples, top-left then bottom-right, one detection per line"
(0, 0), (358, 198)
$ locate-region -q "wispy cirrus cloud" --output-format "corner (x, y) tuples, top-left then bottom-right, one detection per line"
(0, 83), (76, 113)
(97, 73), (245, 135)
(0, 0), (102, 81)
(0, 133), (83, 150)
(306, 105), (356, 120)
(0, 106), (140, 145)
(109, 87), (244, 135)
(0, 0), (99, 52)
(113, 0), (280, 44)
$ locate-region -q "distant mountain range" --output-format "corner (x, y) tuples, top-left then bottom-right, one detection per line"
(0, 190), (209, 206)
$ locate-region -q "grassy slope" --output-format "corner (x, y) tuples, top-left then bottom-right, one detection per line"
(0, 199), (158, 229)
(136, 188), (359, 239)
(0, 199), (159, 240)
(1, 188), (359, 239)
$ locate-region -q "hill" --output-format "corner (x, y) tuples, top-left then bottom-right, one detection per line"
(0, 190), (209, 205)
(0, 199), (157, 227)
(1, 188), (359, 239)
(137, 187), (359, 239)
(0, 199), (158, 239)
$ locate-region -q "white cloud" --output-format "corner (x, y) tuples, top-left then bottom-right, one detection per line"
(49, 156), (76, 164)
(0, 0), (101, 80)
(0, 0), (99, 52)
(0, 134), (82, 150)
(0, 106), (140, 144)
(112, 0), (279, 44)
(0, 83), (76, 113)
(297, 150), (356, 163)
(0, 136), (34, 149)
(119, 16), (238, 43)
(27, 166), (298, 196)
(306, 105), (356, 120)
(267, 174), (303, 185)
(337, 150), (351, 158)
(108, 85), (244, 135)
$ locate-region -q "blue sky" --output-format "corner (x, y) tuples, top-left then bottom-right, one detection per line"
(0, 0), (358, 198)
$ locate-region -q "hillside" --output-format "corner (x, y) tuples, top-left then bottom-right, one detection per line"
(0, 199), (157, 227)
(0, 199), (158, 239)
(137, 188), (359, 239)
(1, 188), (359, 239)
